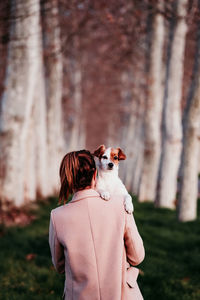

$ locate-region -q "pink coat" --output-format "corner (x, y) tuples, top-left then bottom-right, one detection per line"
(49, 188), (145, 300)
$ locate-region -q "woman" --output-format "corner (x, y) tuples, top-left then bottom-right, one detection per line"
(49, 150), (145, 300)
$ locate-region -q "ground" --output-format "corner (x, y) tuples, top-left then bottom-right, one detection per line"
(0, 196), (200, 300)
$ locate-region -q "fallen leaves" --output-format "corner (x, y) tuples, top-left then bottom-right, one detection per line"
(26, 253), (36, 261)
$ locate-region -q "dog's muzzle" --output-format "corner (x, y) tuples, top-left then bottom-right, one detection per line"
(108, 162), (114, 169)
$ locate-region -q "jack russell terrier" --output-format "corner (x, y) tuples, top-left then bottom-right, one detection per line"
(93, 145), (134, 214)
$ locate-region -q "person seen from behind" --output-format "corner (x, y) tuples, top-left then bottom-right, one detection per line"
(49, 149), (145, 299)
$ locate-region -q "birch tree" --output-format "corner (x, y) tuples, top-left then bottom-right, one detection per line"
(43, 0), (65, 194)
(157, 0), (188, 208)
(0, 0), (46, 206)
(139, 0), (165, 202)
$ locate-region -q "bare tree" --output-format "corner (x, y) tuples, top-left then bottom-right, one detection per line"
(64, 38), (85, 152)
(24, 109), (36, 203)
(0, 0), (46, 206)
(178, 22), (200, 221)
(139, 0), (165, 202)
(119, 71), (145, 195)
(33, 70), (49, 198)
(178, 77), (200, 221)
(43, 0), (65, 194)
(157, 0), (188, 208)
(68, 57), (84, 151)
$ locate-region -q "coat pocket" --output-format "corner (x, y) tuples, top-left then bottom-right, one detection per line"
(126, 267), (139, 288)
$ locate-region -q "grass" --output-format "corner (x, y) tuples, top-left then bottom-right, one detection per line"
(135, 198), (200, 300)
(0, 197), (200, 300)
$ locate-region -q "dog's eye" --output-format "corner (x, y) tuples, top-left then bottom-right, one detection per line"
(114, 156), (118, 160)
(102, 155), (108, 159)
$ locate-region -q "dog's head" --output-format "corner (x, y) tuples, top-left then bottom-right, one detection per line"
(93, 145), (126, 171)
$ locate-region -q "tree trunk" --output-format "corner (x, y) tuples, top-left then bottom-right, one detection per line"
(119, 70), (136, 189)
(139, 1), (165, 202)
(178, 22), (200, 221)
(0, 0), (44, 206)
(43, 0), (65, 194)
(157, 0), (188, 209)
(33, 70), (49, 198)
(130, 121), (144, 195)
(24, 109), (36, 203)
(119, 71), (144, 195)
(178, 77), (200, 221)
(65, 56), (85, 151)
(69, 61), (82, 150)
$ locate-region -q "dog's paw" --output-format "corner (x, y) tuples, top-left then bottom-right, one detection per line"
(124, 195), (134, 214)
(100, 191), (110, 201)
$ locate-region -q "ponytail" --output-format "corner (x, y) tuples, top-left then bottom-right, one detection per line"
(59, 150), (96, 204)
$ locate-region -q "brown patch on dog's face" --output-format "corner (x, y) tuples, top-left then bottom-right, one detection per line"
(93, 145), (106, 159)
(110, 147), (126, 165)
(117, 148), (126, 160)
(110, 148), (120, 165)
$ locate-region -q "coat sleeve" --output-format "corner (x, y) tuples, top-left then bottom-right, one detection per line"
(124, 213), (145, 266)
(49, 211), (65, 274)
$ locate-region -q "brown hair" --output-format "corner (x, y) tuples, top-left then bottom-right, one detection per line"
(59, 150), (96, 204)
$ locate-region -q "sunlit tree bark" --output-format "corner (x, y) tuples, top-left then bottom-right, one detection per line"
(157, 0), (188, 208)
(178, 28), (200, 221)
(139, 0), (164, 202)
(178, 80), (200, 221)
(33, 69), (49, 198)
(69, 60), (82, 150)
(0, 0), (44, 206)
(43, 0), (65, 194)
(65, 54), (85, 151)
(24, 110), (36, 203)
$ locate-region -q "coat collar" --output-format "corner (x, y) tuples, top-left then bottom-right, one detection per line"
(70, 188), (100, 203)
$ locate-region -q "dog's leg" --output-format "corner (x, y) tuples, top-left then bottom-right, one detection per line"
(124, 194), (134, 214)
(98, 189), (110, 201)
(95, 180), (110, 200)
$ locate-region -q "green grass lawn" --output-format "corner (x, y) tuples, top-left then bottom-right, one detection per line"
(0, 197), (200, 300)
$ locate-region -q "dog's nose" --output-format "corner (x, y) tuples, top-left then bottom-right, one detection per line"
(108, 162), (113, 168)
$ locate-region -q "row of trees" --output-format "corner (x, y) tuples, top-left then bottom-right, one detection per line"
(0, 0), (66, 208)
(119, 0), (200, 222)
(0, 0), (200, 222)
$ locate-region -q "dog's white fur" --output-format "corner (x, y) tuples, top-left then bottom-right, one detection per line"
(93, 146), (134, 214)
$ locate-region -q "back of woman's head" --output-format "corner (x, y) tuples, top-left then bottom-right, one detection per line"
(59, 150), (96, 204)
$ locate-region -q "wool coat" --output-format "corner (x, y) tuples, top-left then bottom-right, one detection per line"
(49, 188), (145, 300)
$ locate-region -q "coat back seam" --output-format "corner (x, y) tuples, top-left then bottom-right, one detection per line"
(86, 199), (101, 300)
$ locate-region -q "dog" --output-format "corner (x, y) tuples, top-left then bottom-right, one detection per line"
(93, 145), (134, 214)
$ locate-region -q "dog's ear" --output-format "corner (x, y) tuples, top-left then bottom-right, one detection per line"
(93, 145), (106, 158)
(117, 148), (126, 160)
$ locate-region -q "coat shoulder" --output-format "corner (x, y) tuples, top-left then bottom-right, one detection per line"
(51, 204), (68, 218)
